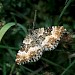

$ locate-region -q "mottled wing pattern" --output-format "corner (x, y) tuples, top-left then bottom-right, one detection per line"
(16, 26), (66, 64)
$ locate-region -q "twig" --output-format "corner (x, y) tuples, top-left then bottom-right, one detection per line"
(33, 10), (37, 29)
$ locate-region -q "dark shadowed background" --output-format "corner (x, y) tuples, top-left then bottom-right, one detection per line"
(0, 0), (75, 75)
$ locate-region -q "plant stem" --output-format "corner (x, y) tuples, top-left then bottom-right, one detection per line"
(56, 0), (73, 25)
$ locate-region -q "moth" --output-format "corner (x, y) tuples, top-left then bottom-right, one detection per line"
(15, 26), (66, 65)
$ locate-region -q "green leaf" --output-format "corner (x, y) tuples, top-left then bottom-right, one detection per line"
(0, 22), (16, 42)
(3, 63), (6, 75)
(0, 22), (27, 42)
(61, 59), (75, 75)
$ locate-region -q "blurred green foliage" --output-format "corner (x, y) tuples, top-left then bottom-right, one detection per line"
(0, 0), (75, 75)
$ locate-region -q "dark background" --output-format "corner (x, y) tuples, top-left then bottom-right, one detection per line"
(0, 0), (75, 75)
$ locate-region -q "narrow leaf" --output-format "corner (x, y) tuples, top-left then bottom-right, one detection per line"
(0, 22), (16, 42)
